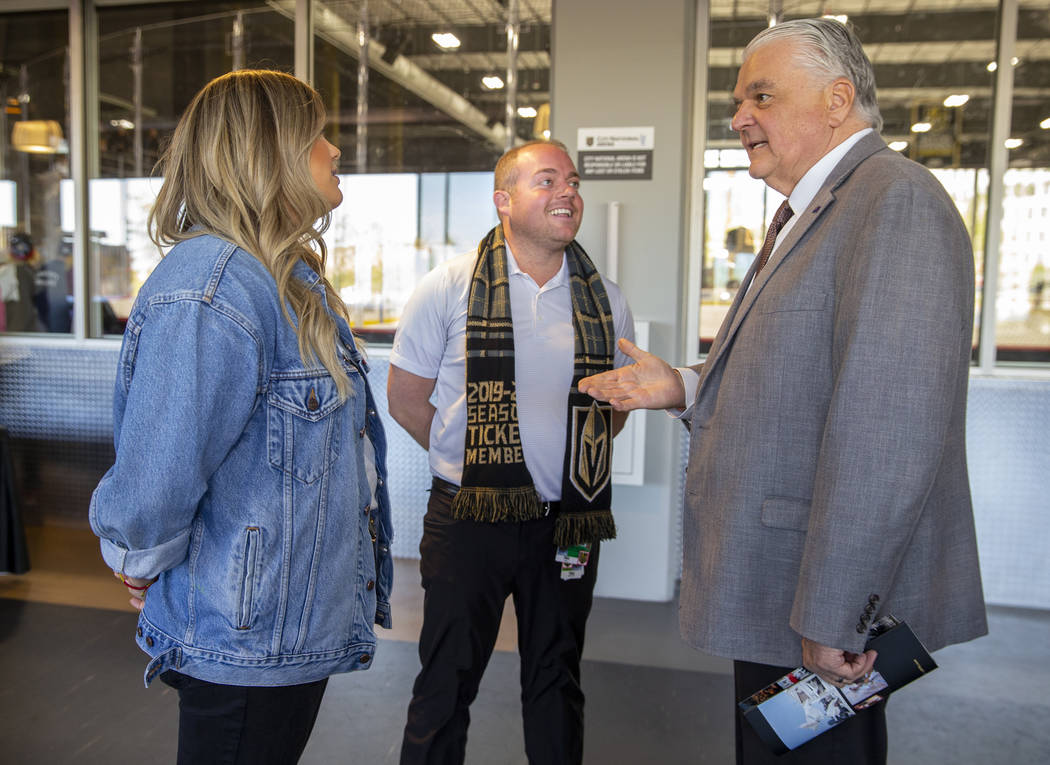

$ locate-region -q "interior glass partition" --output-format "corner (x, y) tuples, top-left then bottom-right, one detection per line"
(702, 1), (1007, 359)
(86, 1), (295, 335)
(993, 2), (1050, 362)
(47, 0), (552, 341)
(0, 9), (71, 335)
(310, 0), (549, 339)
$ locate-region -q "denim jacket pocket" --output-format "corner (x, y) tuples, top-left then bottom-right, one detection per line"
(234, 525), (261, 630)
(267, 371), (347, 483)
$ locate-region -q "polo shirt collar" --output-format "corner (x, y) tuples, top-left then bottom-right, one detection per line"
(505, 243), (569, 289)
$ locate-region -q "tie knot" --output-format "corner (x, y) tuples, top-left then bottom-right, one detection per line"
(753, 201), (795, 277)
(772, 201), (794, 230)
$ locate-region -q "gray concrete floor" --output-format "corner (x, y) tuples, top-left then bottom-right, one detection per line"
(2, 529), (1048, 763)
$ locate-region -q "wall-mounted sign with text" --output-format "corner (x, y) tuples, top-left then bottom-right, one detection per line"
(576, 126), (655, 180)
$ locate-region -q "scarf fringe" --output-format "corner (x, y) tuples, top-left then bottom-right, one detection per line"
(451, 486), (544, 523)
(554, 511), (617, 547)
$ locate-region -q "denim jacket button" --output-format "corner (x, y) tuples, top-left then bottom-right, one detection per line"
(366, 580), (375, 591)
(359, 654), (371, 663)
(136, 627), (143, 637)
(307, 388), (320, 411)
(145, 636), (154, 647)
(359, 427), (366, 439)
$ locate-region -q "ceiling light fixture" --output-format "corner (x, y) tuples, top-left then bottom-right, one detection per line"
(943, 94), (969, 108)
(11, 120), (66, 153)
(911, 122), (932, 133)
(1004, 138), (1023, 149)
(988, 58), (1020, 72)
(517, 106), (538, 118)
(482, 75), (504, 90)
(431, 32), (461, 50)
(1040, 117), (1050, 130)
(889, 141), (908, 152)
(821, 14), (848, 24)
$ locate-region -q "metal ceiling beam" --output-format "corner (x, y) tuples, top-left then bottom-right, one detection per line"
(268, 0), (511, 150)
(709, 8), (1048, 47)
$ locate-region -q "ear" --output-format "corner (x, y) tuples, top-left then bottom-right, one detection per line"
(493, 189), (511, 218)
(826, 77), (856, 127)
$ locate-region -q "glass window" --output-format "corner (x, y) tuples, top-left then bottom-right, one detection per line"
(0, 8), (72, 335)
(57, 0), (552, 342)
(702, 4), (999, 358)
(994, 2), (1050, 362)
(312, 0), (549, 340)
(700, 151), (783, 352)
(87, 1), (295, 336)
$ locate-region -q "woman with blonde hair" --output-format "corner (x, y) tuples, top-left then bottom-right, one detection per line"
(90, 69), (392, 764)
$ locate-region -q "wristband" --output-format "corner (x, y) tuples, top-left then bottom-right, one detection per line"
(116, 572), (153, 592)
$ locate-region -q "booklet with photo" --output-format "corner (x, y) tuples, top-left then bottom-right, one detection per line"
(738, 616), (937, 754)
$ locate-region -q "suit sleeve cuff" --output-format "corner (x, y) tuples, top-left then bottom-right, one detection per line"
(666, 367), (700, 419)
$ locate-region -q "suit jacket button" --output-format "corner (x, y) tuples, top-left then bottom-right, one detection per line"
(864, 604), (875, 615)
(868, 594), (880, 604)
(856, 621), (867, 634)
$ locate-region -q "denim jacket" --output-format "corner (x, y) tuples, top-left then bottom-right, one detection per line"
(90, 233), (393, 687)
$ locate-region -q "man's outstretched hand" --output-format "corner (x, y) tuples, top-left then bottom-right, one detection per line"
(579, 338), (686, 411)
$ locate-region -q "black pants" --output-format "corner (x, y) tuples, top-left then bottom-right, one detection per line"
(160, 670), (328, 765)
(734, 660), (888, 765)
(400, 488), (600, 765)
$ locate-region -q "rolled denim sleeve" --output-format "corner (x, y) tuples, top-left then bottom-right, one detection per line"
(90, 297), (262, 578)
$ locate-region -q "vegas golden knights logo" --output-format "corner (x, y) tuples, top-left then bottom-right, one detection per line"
(569, 401), (611, 502)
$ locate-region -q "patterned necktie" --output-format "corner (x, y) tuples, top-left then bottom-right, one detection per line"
(754, 201), (794, 276)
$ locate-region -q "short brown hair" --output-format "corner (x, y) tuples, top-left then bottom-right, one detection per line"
(493, 138), (571, 192)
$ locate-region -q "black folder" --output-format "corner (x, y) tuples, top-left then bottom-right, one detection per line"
(738, 617), (937, 754)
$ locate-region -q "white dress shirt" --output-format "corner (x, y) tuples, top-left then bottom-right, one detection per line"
(676, 129), (874, 413)
(390, 246), (635, 501)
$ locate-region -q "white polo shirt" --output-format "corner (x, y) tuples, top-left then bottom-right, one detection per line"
(390, 246), (635, 501)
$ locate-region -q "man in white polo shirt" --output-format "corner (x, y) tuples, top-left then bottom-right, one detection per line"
(389, 139), (635, 765)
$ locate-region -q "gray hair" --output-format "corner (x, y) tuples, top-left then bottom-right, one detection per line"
(745, 18), (882, 133)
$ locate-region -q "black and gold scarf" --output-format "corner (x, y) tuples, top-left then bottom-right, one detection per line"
(452, 224), (617, 546)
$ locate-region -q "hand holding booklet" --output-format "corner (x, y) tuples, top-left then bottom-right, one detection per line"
(738, 615), (937, 754)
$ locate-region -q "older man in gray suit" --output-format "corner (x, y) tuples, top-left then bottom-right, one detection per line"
(580, 18), (987, 765)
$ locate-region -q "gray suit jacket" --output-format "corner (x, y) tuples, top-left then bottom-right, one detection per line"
(681, 132), (988, 667)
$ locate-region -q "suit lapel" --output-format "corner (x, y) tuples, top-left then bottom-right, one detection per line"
(696, 133), (888, 401)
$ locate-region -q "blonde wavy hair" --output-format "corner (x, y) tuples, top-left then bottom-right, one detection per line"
(148, 69), (355, 397)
